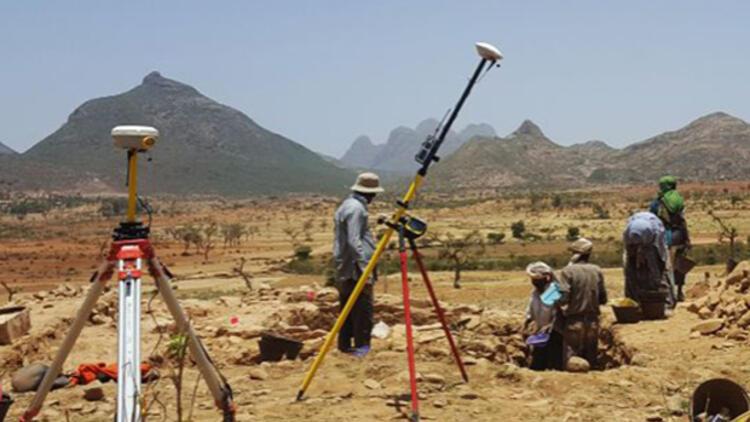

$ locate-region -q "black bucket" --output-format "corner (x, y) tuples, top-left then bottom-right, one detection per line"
(258, 333), (303, 362)
(639, 290), (667, 320)
(690, 378), (750, 421)
(0, 393), (13, 422)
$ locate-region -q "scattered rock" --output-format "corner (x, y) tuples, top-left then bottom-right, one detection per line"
(566, 357), (590, 373)
(666, 395), (685, 415)
(432, 398), (447, 408)
(249, 367), (269, 381)
(363, 378), (381, 390)
(459, 390), (480, 400)
(423, 373), (445, 385)
(83, 387), (104, 402)
(691, 319), (724, 335)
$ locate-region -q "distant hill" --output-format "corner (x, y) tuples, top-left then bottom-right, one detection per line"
(0, 142), (16, 155)
(13, 71), (354, 195)
(429, 112), (750, 192)
(339, 119), (497, 174)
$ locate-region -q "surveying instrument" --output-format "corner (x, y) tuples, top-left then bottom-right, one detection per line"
(21, 126), (236, 421)
(387, 214), (468, 421)
(296, 42), (504, 418)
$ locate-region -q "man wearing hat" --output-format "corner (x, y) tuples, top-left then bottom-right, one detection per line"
(332, 172), (384, 357)
(523, 261), (565, 371)
(559, 238), (608, 369)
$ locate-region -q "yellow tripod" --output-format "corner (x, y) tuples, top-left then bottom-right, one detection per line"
(297, 42), (503, 401)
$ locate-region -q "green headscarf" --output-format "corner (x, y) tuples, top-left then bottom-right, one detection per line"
(658, 175), (677, 194)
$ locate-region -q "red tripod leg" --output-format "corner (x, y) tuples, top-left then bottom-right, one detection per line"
(399, 233), (420, 422)
(409, 238), (469, 382)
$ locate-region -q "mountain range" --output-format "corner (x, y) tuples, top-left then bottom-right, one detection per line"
(1, 72), (353, 195)
(429, 112), (750, 191)
(339, 119), (497, 173)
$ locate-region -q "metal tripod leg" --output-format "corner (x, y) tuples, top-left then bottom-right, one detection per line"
(116, 246), (142, 422)
(149, 258), (235, 420)
(408, 238), (469, 382)
(399, 229), (420, 422)
(21, 260), (115, 421)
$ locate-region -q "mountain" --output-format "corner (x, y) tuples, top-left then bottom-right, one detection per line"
(339, 135), (384, 169)
(17, 71), (354, 195)
(601, 112), (750, 182)
(429, 112), (750, 192)
(339, 119), (496, 173)
(0, 142), (16, 155)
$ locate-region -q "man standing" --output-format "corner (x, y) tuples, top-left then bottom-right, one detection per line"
(333, 172), (384, 357)
(523, 262), (565, 371)
(649, 175), (691, 301)
(558, 240), (608, 369)
(623, 211), (673, 307)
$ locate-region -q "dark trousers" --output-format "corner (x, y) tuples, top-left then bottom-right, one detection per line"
(563, 314), (600, 368)
(530, 330), (564, 371)
(337, 280), (373, 352)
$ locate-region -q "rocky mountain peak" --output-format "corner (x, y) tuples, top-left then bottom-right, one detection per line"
(512, 119), (545, 138)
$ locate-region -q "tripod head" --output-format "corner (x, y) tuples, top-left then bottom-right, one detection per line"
(111, 125), (159, 240)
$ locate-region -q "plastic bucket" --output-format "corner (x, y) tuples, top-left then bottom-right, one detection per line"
(258, 333), (303, 362)
(690, 378), (750, 421)
(612, 305), (642, 324)
(639, 290), (667, 320)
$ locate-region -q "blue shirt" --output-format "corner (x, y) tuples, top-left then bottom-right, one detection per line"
(333, 193), (376, 282)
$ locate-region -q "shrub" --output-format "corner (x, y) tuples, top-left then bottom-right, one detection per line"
(566, 227), (580, 241)
(487, 232), (506, 245)
(511, 221), (526, 239)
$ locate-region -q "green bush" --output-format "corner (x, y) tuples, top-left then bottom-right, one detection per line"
(487, 232), (506, 245)
(566, 227), (580, 241)
(511, 221), (526, 239)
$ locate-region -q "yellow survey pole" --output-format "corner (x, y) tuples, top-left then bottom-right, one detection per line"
(296, 42), (501, 401)
(297, 175), (422, 400)
(126, 151), (139, 222)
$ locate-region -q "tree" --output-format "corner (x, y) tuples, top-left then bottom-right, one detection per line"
(433, 230), (485, 288)
(511, 221), (526, 239)
(709, 210), (740, 272)
(201, 222), (218, 261)
(566, 226), (580, 241)
(221, 223), (247, 248)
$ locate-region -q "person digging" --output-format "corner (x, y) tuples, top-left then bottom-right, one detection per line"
(623, 211), (674, 310)
(559, 238), (608, 369)
(523, 262), (565, 371)
(332, 172), (383, 357)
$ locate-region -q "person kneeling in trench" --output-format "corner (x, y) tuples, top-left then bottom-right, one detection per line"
(523, 262), (565, 371)
(332, 172), (384, 358)
(559, 238), (608, 370)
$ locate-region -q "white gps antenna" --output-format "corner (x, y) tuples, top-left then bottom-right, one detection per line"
(475, 42), (503, 61)
(112, 125), (159, 151)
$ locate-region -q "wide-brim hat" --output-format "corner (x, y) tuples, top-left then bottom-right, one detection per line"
(351, 172), (384, 194)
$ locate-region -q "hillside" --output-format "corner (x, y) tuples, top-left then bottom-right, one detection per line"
(0, 142), (16, 155)
(16, 72), (354, 195)
(429, 112), (750, 191)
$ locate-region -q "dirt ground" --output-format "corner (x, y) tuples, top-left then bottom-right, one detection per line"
(1, 187), (750, 421)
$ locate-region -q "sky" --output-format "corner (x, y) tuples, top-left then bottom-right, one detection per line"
(1, 1), (749, 157)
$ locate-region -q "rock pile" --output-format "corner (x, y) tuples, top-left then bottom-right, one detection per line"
(686, 261), (750, 340)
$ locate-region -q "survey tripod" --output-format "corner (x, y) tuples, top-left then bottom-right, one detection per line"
(21, 126), (235, 422)
(296, 42), (503, 404)
(390, 215), (468, 422)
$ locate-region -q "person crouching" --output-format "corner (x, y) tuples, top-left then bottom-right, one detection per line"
(523, 262), (565, 371)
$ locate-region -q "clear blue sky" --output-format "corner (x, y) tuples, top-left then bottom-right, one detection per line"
(1, 1), (748, 156)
